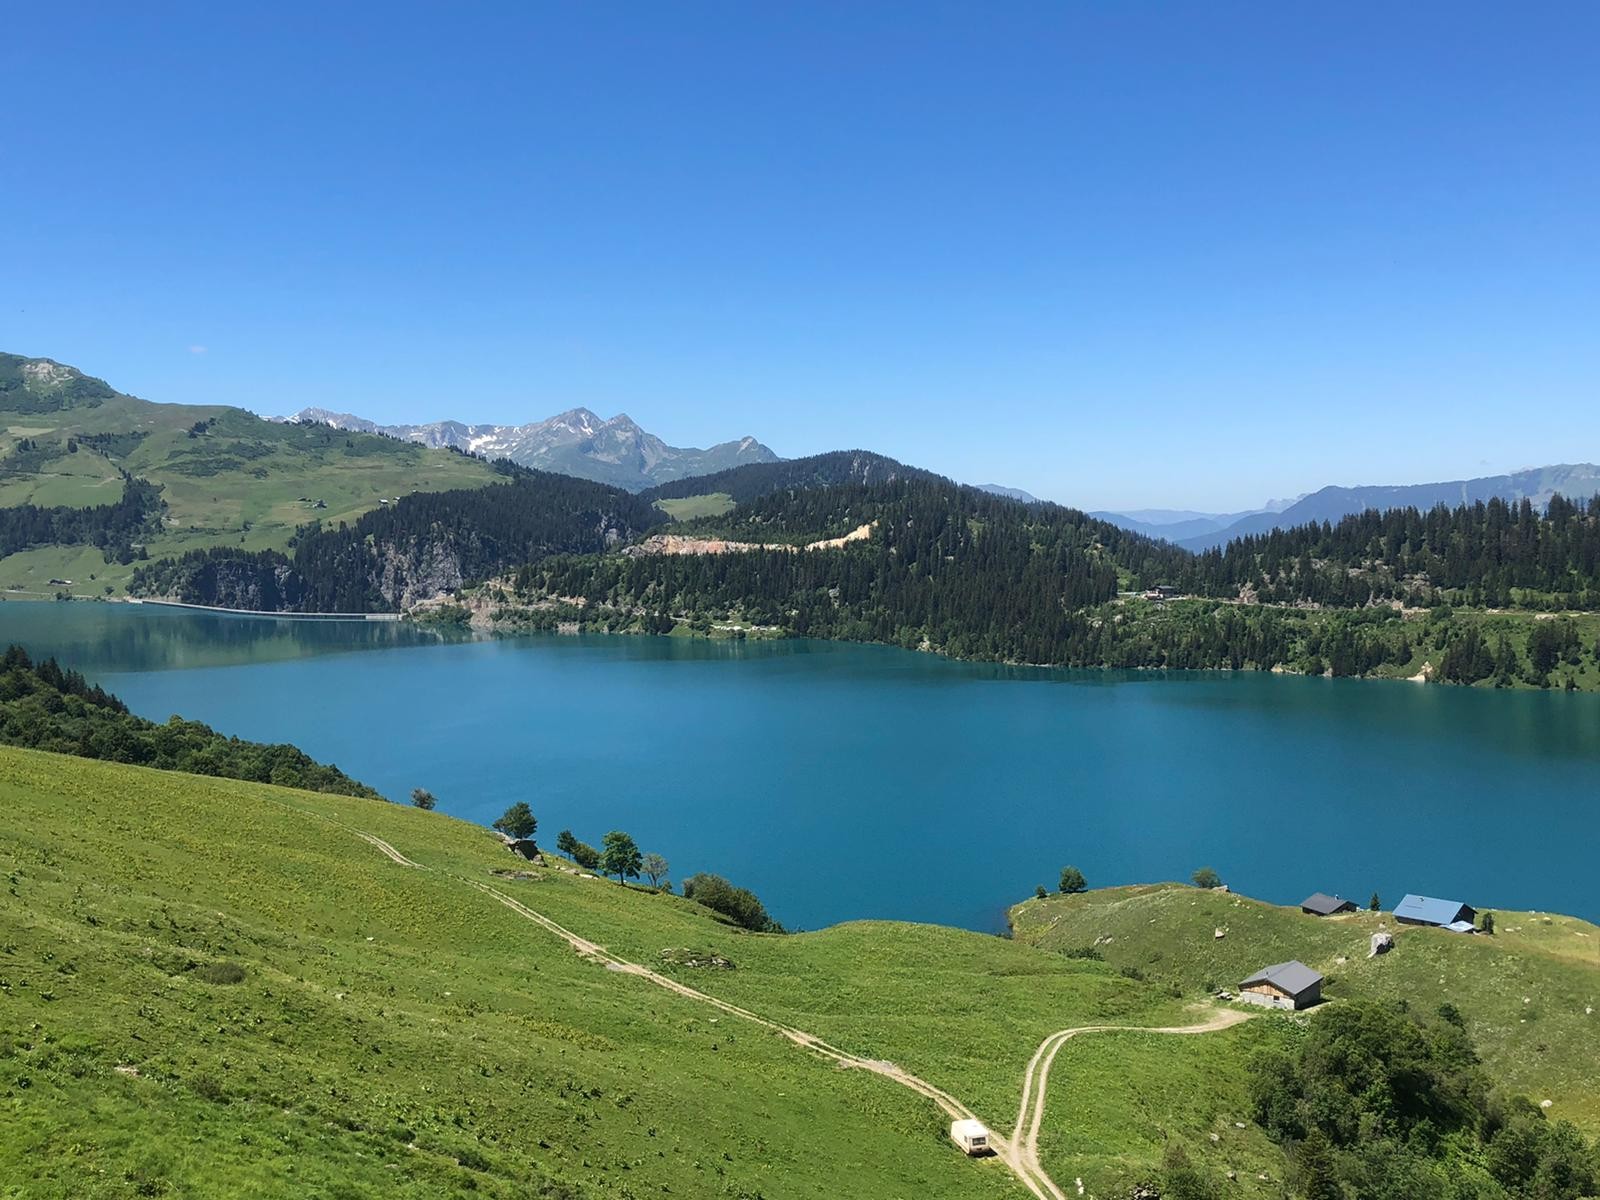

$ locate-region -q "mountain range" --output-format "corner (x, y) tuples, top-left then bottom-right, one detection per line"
(277, 406), (779, 491)
(1096, 464), (1600, 551)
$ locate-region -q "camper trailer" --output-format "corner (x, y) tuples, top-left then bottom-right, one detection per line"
(950, 1118), (992, 1156)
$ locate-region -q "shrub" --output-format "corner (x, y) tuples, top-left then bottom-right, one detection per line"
(194, 961), (246, 985)
(1191, 866), (1222, 889)
(681, 873), (781, 933)
(190, 1073), (228, 1103)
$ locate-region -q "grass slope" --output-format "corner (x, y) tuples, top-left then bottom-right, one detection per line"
(1011, 885), (1600, 1131)
(0, 747), (1285, 1200)
(654, 492), (736, 521)
(0, 370), (501, 595)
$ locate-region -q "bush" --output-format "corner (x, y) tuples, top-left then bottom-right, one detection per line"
(190, 1073), (228, 1103)
(1191, 866), (1222, 889)
(681, 873), (782, 933)
(194, 961), (246, 985)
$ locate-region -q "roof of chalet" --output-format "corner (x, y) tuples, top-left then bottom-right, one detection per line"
(1301, 892), (1355, 915)
(1240, 960), (1323, 997)
(1394, 894), (1472, 925)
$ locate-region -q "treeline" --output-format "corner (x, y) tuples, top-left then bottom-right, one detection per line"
(1181, 494), (1600, 609)
(1249, 999), (1597, 1200)
(640, 450), (942, 505)
(0, 645), (380, 798)
(0, 477), (160, 564)
(131, 469), (666, 611)
(516, 478), (1185, 665)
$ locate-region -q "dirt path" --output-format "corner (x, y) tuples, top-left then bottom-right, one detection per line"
(1009, 1008), (1257, 1197)
(367, 834), (1246, 1200)
(352, 831), (423, 867)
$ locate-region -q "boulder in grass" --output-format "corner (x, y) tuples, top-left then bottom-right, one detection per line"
(1369, 931), (1394, 958)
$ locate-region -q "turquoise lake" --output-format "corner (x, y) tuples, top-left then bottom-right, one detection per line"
(4, 601), (1598, 932)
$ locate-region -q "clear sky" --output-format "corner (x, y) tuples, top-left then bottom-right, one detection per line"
(4, 4), (1598, 511)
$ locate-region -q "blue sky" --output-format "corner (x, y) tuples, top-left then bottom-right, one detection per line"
(4, 3), (1597, 511)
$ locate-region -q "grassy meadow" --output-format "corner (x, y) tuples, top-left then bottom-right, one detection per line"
(0, 397), (501, 596)
(653, 492), (736, 521)
(1011, 885), (1600, 1131)
(2, 746), (1286, 1200)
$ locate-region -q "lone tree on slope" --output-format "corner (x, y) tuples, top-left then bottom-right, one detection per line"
(599, 830), (643, 884)
(493, 802), (537, 840)
(410, 788), (437, 810)
(1191, 866), (1222, 889)
(1059, 865), (1087, 894)
(1369, 892), (1381, 912)
(640, 851), (670, 888)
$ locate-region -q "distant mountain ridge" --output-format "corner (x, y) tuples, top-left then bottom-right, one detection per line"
(1092, 466), (1600, 550)
(1174, 464), (1600, 551)
(279, 406), (779, 492)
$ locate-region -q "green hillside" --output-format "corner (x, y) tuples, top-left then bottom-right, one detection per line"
(3, 748), (1597, 1197)
(0, 353), (501, 596)
(1, 746), (1290, 1200)
(1010, 885), (1600, 1131)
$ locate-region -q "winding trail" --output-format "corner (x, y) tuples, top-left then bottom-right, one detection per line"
(353, 831), (422, 867)
(1010, 1009), (1257, 1197)
(369, 834), (1250, 1200)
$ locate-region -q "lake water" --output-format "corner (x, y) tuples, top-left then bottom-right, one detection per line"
(4, 601), (1598, 932)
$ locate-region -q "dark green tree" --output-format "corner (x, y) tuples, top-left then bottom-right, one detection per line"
(555, 828), (599, 869)
(1058, 865), (1087, 894)
(493, 801), (537, 840)
(1160, 1144), (1219, 1200)
(1191, 866), (1222, 889)
(1479, 910), (1495, 935)
(1369, 892), (1381, 912)
(683, 873), (781, 932)
(1294, 1129), (1344, 1200)
(410, 787), (437, 810)
(599, 830), (642, 884)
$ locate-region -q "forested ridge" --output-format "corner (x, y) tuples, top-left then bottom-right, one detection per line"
(0, 645), (380, 797)
(517, 477), (1182, 663)
(1178, 494), (1600, 609)
(504, 477), (1600, 687)
(0, 477), (161, 564)
(639, 450), (940, 504)
(109, 444), (1600, 687)
(130, 466), (665, 611)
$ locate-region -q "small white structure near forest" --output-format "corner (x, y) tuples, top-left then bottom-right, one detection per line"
(1239, 960), (1324, 1010)
(950, 1118), (992, 1156)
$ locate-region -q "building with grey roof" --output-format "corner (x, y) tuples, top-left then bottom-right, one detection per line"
(1239, 960), (1324, 1010)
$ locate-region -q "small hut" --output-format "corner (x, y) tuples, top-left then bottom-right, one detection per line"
(1301, 892), (1357, 916)
(950, 1118), (992, 1156)
(1239, 961), (1323, 1010)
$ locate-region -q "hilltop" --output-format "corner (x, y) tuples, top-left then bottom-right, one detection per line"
(1010, 884), (1600, 1130)
(2, 743), (1287, 1200)
(0, 352), (502, 596)
(3, 746), (1597, 1197)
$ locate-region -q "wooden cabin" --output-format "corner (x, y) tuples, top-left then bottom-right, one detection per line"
(1239, 960), (1323, 1010)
